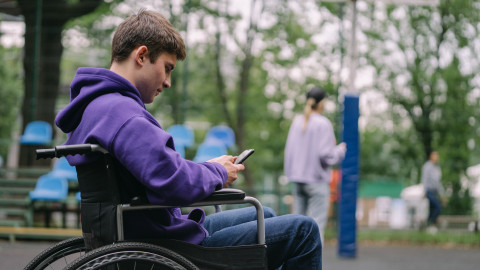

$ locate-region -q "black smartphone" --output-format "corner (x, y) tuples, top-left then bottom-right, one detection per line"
(234, 149), (255, 164)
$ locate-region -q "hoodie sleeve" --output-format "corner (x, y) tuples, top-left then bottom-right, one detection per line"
(316, 118), (345, 167)
(110, 116), (227, 206)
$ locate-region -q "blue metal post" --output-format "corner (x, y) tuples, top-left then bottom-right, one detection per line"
(338, 94), (360, 258)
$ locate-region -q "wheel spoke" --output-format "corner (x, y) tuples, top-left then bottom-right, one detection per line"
(64, 242), (198, 270)
(63, 252), (68, 265)
(24, 237), (86, 270)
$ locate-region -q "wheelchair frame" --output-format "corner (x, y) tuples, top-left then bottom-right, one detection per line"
(26, 144), (267, 270)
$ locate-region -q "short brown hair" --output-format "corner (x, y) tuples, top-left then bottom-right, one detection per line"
(111, 10), (186, 64)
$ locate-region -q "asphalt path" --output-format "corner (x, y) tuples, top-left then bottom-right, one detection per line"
(1, 239), (479, 270)
(322, 241), (480, 270)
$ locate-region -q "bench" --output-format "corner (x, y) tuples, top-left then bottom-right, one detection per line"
(438, 215), (479, 232)
(0, 226), (82, 243)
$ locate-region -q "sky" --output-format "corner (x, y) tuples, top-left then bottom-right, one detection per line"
(0, 20), (24, 47)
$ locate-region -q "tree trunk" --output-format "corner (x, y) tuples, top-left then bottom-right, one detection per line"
(235, 0), (263, 192)
(17, 0), (103, 166)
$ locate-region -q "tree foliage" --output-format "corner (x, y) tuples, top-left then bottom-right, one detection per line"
(360, 1), (480, 212)
(29, 1), (345, 191)
(2, 0), (113, 165)
(5, 0), (479, 215)
(68, 0), (345, 190)
(16, 0), (106, 125)
(0, 46), (23, 159)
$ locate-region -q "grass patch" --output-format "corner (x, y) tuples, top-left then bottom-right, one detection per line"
(325, 227), (480, 248)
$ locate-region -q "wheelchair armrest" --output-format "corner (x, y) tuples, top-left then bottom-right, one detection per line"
(130, 188), (245, 206)
(201, 188), (245, 202)
(120, 189), (265, 245)
(130, 196), (149, 206)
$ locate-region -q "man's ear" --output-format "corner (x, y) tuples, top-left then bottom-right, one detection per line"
(135, 46), (149, 66)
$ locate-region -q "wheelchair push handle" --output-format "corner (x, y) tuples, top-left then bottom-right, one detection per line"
(36, 144), (108, 159)
(35, 148), (56, 159)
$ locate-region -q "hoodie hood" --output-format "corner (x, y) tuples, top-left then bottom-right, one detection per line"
(55, 67), (144, 133)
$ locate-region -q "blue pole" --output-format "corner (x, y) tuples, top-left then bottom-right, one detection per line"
(338, 94), (360, 258)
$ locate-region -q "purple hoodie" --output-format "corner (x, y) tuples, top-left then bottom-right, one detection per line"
(55, 67), (228, 244)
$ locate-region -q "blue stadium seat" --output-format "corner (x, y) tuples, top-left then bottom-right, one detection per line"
(29, 174), (68, 201)
(167, 124), (195, 158)
(75, 191), (81, 228)
(193, 143), (228, 163)
(167, 124), (195, 148)
(47, 157), (78, 181)
(29, 174), (69, 228)
(204, 125), (235, 149)
(175, 144), (186, 158)
(19, 121), (52, 145)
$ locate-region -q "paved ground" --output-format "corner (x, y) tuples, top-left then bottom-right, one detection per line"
(323, 241), (480, 270)
(1, 239), (479, 269)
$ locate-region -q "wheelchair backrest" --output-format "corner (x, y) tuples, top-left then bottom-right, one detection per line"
(76, 153), (148, 250)
(34, 144), (147, 251)
(75, 154), (119, 250)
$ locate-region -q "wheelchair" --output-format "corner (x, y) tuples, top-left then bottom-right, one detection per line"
(25, 144), (267, 270)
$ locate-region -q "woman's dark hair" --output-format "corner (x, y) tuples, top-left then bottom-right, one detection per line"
(303, 86), (327, 132)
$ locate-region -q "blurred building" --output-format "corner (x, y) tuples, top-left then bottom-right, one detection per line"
(465, 164), (480, 218)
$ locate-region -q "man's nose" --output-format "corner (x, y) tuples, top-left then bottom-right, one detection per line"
(163, 77), (171, 88)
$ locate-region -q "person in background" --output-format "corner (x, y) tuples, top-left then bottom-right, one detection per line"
(421, 151), (444, 231)
(284, 86), (346, 243)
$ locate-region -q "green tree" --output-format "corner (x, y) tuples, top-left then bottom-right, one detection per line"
(362, 1), (480, 213)
(37, 0), (346, 192)
(16, 0), (105, 124)
(181, 0), (344, 190)
(0, 0), (114, 165)
(0, 46), (23, 160)
(438, 56), (474, 214)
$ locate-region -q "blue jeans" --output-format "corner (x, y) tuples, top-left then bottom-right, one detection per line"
(425, 190), (442, 224)
(201, 206), (322, 270)
(293, 182), (330, 243)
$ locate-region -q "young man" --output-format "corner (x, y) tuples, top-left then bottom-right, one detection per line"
(55, 10), (322, 269)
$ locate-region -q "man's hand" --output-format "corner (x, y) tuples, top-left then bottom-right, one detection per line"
(208, 155), (245, 187)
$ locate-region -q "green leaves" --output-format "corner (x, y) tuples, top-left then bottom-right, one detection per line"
(0, 46), (23, 158)
(361, 1), (480, 213)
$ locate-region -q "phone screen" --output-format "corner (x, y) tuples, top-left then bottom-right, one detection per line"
(235, 149), (254, 164)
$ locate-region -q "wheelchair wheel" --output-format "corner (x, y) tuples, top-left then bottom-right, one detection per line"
(65, 242), (199, 270)
(24, 236), (86, 270)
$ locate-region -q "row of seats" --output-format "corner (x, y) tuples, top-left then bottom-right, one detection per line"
(167, 124), (236, 162)
(19, 121), (236, 162)
(22, 121), (235, 227)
